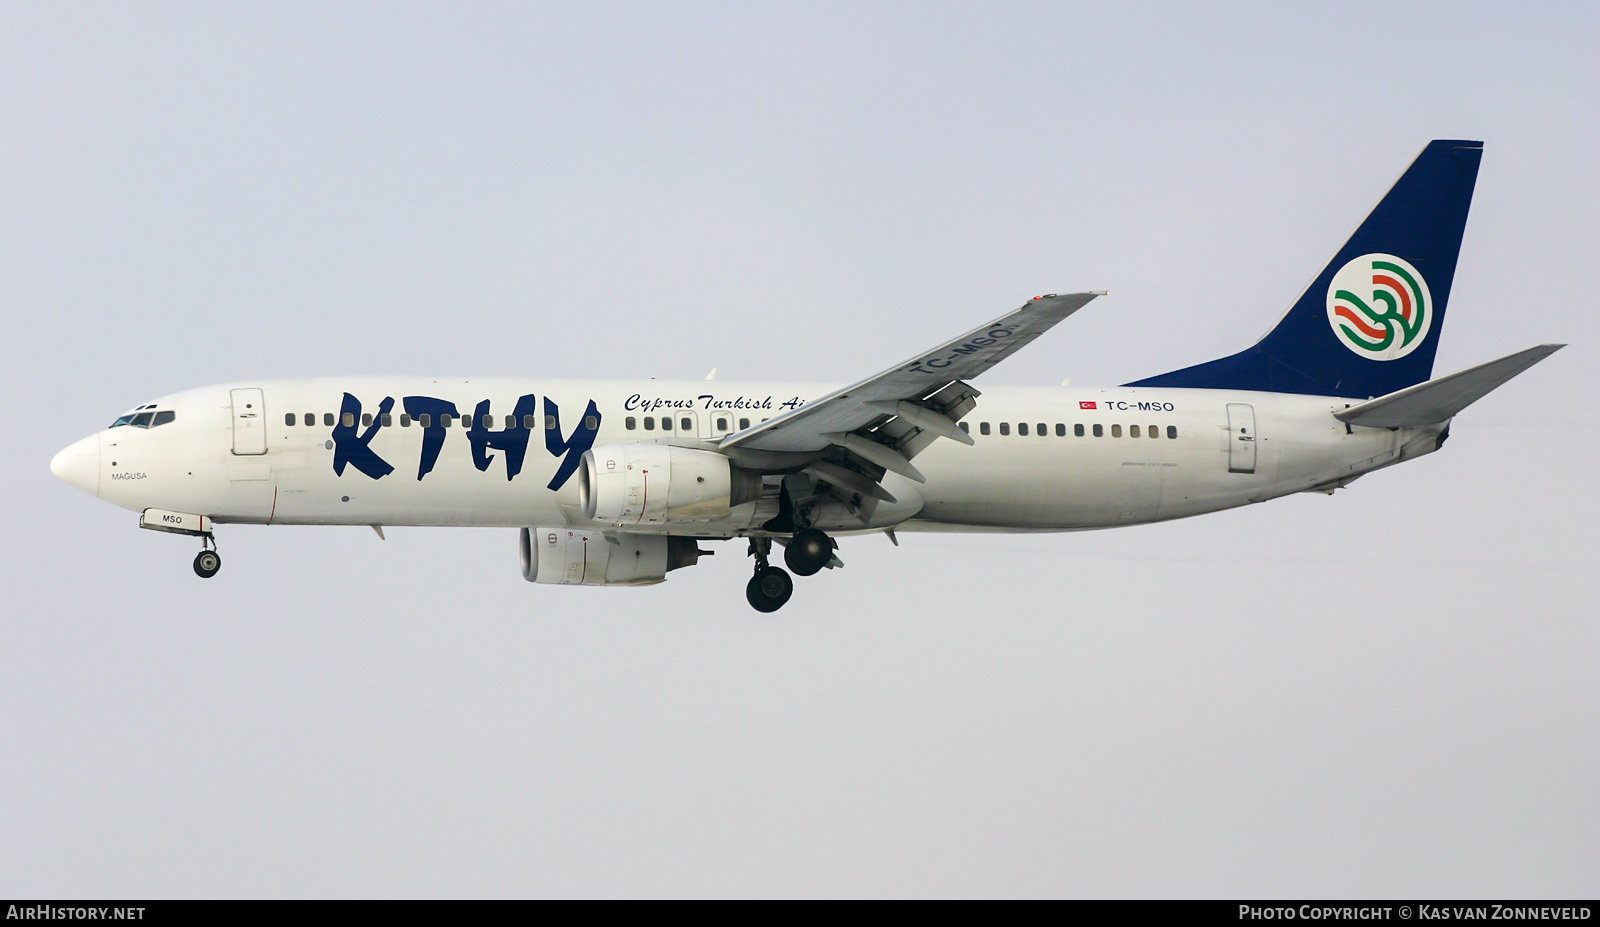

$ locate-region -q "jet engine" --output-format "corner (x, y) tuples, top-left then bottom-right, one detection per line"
(579, 444), (761, 525)
(520, 527), (710, 586)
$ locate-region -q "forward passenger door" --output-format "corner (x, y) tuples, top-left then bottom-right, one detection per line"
(230, 388), (267, 456)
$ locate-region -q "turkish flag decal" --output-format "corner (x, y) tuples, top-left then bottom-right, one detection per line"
(1079, 401), (1097, 409)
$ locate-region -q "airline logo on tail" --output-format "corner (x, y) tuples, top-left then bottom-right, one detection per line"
(1326, 253), (1433, 360)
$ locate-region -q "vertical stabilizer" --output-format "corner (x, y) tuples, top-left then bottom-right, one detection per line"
(1126, 140), (1482, 398)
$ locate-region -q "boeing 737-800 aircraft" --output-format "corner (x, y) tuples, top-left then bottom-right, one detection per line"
(51, 140), (1562, 611)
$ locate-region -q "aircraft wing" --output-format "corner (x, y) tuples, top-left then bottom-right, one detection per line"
(719, 292), (1102, 498)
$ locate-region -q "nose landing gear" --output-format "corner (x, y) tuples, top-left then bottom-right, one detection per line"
(192, 535), (221, 579)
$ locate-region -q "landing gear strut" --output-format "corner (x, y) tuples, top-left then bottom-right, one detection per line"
(193, 535), (221, 579)
(784, 527), (834, 577)
(745, 538), (792, 612)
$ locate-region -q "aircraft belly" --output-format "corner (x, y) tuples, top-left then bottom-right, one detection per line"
(916, 445), (1172, 529)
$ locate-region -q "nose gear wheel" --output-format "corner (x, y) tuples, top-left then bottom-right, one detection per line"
(193, 549), (221, 578)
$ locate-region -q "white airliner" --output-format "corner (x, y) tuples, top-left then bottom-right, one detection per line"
(52, 140), (1562, 611)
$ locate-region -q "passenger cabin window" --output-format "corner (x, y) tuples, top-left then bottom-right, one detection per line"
(303, 413), (314, 426)
(418, 414), (431, 428)
(523, 415), (536, 429)
(626, 417), (637, 430)
(959, 422), (969, 433)
(643, 417), (655, 431)
(342, 412), (355, 427)
(381, 414), (392, 427)
(1167, 425), (1178, 439)
(1074, 424), (1085, 437)
(1056, 424), (1066, 437)
(1092, 424), (1103, 437)
(1148, 424), (1158, 439)
(680, 417), (691, 432)
(401, 414), (411, 427)
(1018, 423), (1028, 436)
(324, 413), (335, 427)
(543, 415), (557, 430)
(362, 413), (373, 428)
(715, 416), (729, 432)
(999, 423), (1010, 435)
(589, 415), (602, 431)
(1130, 425), (1140, 438)
(980, 422), (991, 435)
(739, 417), (751, 430)
(1111, 424), (1122, 437)
(285, 413), (295, 426)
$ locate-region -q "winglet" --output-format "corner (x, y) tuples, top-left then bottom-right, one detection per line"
(1336, 344), (1564, 428)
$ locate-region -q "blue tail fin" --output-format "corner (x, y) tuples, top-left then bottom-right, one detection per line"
(1125, 140), (1482, 398)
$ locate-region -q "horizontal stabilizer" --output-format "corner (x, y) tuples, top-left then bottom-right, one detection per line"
(1335, 344), (1564, 428)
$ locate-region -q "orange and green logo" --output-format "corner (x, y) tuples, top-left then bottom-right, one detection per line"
(1326, 253), (1432, 360)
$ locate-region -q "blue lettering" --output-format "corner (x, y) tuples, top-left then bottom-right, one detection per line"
(403, 396), (459, 480)
(332, 393), (395, 480)
(468, 394), (539, 480)
(544, 397), (602, 491)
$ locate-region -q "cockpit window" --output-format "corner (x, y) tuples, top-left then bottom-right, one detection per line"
(111, 402), (171, 428)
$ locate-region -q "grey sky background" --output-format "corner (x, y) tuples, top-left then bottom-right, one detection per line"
(3, 1), (1596, 898)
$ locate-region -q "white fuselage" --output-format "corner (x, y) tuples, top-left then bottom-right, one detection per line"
(66, 377), (1444, 536)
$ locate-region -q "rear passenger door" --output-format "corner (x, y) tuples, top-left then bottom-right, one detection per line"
(1226, 402), (1256, 474)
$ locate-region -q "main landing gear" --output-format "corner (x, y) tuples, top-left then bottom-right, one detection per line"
(745, 529), (839, 612)
(783, 527), (834, 577)
(746, 538), (792, 613)
(193, 535), (221, 579)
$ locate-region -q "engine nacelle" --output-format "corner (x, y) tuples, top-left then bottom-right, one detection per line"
(520, 527), (710, 586)
(579, 443), (760, 524)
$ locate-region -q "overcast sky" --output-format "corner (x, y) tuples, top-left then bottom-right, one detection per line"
(2, 1), (1596, 898)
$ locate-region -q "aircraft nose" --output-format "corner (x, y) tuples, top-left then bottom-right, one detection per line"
(51, 434), (100, 497)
